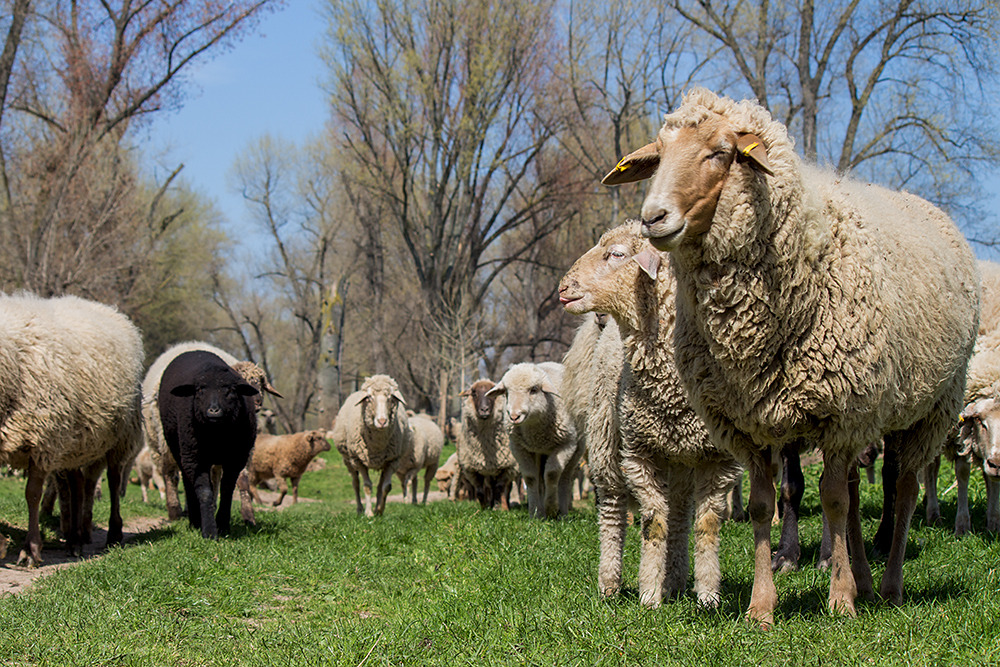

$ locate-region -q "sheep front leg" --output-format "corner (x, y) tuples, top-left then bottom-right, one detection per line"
(880, 466), (919, 605)
(623, 451), (669, 609)
(954, 457), (972, 536)
(554, 446), (584, 518)
(597, 488), (629, 598)
(746, 452), (778, 627)
(924, 455), (942, 526)
(847, 461), (874, 601)
(664, 466), (694, 600)
(105, 459), (125, 546)
(985, 471), (1000, 532)
(17, 462), (47, 567)
(511, 445), (542, 517)
(819, 452), (857, 617)
(215, 466), (240, 535)
(192, 470), (219, 539)
(272, 477), (289, 506)
(163, 462), (184, 521)
(374, 463), (396, 516)
(692, 463), (735, 608)
(357, 468), (375, 517)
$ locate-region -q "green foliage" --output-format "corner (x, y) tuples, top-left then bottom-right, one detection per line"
(0, 456), (999, 665)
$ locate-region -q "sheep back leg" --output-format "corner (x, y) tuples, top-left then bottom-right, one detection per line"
(819, 452), (858, 617)
(746, 451), (778, 627)
(290, 476), (302, 504)
(771, 443), (804, 572)
(624, 452), (669, 608)
(596, 487), (629, 598)
(692, 463), (737, 608)
(665, 466), (694, 600)
(879, 466), (919, 605)
(923, 455), (942, 526)
(871, 447), (899, 556)
(271, 477), (289, 506)
(237, 468), (256, 525)
(555, 447), (584, 518)
(954, 457), (972, 536)
(985, 472), (1000, 532)
(104, 459), (125, 546)
(847, 461), (874, 601)
(513, 447), (542, 518)
(422, 466), (436, 504)
(18, 462), (47, 567)
(163, 457), (184, 521)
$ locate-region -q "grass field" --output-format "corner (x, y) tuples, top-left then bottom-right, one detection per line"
(0, 443), (998, 666)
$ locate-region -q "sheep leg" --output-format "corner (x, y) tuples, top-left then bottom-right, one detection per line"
(692, 464), (735, 608)
(105, 459), (125, 547)
(819, 452), (858, 617)
(665, 466), (694, 601)
(923, 455), (942, 526)
(215, 467), (239, 536)
(871, 447), (899, 556)
(139, 473), (150, 503)
(847, 461), (874, 601)
(746, 452), (778, 626)
(18, 462), (47, 567)
(190, 469), (219, 538)
(729, 473), (747, 522)
(248, 472), (266, 505)
(555, 447), (584, 518)
(954, 457), (971, 536)
(879, 466), (919, 605)
(624, 452), (669, 609)
(422, 468), (434, 504)
(237, 468), (256, 525)
(596, 487), (629, 598)
(272, 477), (289, 506)
(976, 470), (997, 531)
(163, 459), (184, 521)
(291, 476), (302, 505)
(373, 467), (393, 516)
(771, 443), (803, 572)
(357, 468), (374, 517)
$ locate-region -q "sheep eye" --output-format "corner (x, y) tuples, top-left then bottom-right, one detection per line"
(706, 149), (728, 162)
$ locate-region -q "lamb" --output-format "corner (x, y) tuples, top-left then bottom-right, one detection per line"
(396, 413), (444, 504)
(157, 350), (259, 538)
(487, 362), (581, 519)
(560, 313), (632, 596)
(133, 445), (165, 503)
(248, 430), (331, 506)
(602, 88), (979, 623)
(455, 379), (520, 510)
(559, 220), (742, 607)
(0, 293), (144, 566)
(924, 260), (1000, 535)
(142, 342), (281, 523)
(331, 374), (411, 516)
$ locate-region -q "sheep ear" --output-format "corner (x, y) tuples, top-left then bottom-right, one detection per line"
(393, 390), (407, 406)
(602, 141), (661, 186)
(264, 381), (284, 399)
(459, 389), (471, 397)
(736, 133), (774, 176)
(237, 383), (260, 397)
(485, 383), (504, 397)
(354, 393), (369, 406)
(170, 384), (196, 397)
(961, 398), (995, 421)
(633, 246), (661, 281)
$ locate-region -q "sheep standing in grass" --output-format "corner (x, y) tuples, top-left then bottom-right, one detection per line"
(133, 445), (165, 503)
(488, 363), (581, 519)
(560, 313), (632, 596)
(560, 221), (742, 607)
(602, 88), (979, 623)
(0, 294), (144, 566)
(456, 380), (519, 510)
(396, 413), (444, 504)
(331, 375), (410, 517)
(248, 430), (331, 506)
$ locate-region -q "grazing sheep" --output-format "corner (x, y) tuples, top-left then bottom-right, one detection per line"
(924, 260), (1000, 535)
(157, 350), (259, 538)
(602, 88), (979, 623)
(133, 445), (165, 503)
(396, 413), (444, 504)
(0, 293), (144, 566)
(142, 342), (281, 523)
(331, 374), (411, 517)
(248, 430), (331, 506)
(560, 221), (742, 607)
(456, 380), (520, 510)
(488, 362), (581, 519)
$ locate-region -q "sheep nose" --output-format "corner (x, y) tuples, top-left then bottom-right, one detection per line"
(986, 457), (1000, 477)
(207, 405), (223, 419)
(509, 411), (524, 425)
(375, 417), (388, 428)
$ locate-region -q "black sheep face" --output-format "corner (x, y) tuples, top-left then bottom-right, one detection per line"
(170, 367), (259, 425)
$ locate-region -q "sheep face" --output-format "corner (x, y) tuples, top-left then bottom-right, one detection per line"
(357, 382), (406, 430)
(170, 368), (259, 427)
(558, 221), (661, 316)
(461, 380), (500, 421)
(603, 114), (772, 252)
(489, 367), (557, 426)
(308, 430), (332, 455)
(960, 398), (1000, 478)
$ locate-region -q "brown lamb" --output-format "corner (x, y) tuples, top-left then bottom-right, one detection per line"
(249, 430), (331, 506)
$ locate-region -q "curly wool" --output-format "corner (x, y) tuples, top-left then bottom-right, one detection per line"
(456, 384), (516, 479)
(331, 375), (410, 473)
(664, 88), (979, 473)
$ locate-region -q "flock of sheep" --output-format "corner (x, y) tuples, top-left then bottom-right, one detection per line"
(0, 88), (998, 628)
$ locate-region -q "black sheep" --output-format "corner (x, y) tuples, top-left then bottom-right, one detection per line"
(157, 350), (259, 538)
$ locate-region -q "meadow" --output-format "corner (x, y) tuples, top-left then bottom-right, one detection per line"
(0, 443), (997, 666)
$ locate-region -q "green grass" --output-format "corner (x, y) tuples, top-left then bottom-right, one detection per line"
(0, 448), (998, 666)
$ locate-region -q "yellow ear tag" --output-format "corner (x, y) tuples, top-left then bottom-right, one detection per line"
(741, 142), (760, 156)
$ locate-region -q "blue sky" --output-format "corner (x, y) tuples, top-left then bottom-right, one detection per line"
(144, 2), (329, 233)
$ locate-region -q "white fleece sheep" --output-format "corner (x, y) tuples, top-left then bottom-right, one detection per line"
(396, 413), (444, 504)
(331, 374), (411, 516)
(925, 260), (1000, 535)
(560, 220), (742, 608)
(142, 342), (280, 525)
(0, 293), (144, 566)
(488, 362), (581, 519)
(456, 379), (519, 510)
(603, 88), (979, 623)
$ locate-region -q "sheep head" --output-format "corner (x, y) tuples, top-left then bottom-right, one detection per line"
(559, 220), (662, 319)
(488, 364), (559, 426)
(959, 397), (1000, 478)
(602, 94), (772, 252)
(357, 375), (406, 430)
(307, 429), (332, 455)
(461, 379), (500, 421)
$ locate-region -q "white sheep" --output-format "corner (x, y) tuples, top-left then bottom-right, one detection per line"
(455, 379), (519, 510)
(603, 88), (979, 623)
(396, 413), (444, 504)
(560, 313), (632, 597)
(924, 260), (1000, 535)
(488, 362), (581, 519)
(142, 342), (281, 524)
(0, 293), (144, 566)
(331, 374), (411, 516)
(560, 221), (742, 607)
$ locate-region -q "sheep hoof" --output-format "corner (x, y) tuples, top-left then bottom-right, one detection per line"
(16, 548), (41, 568)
